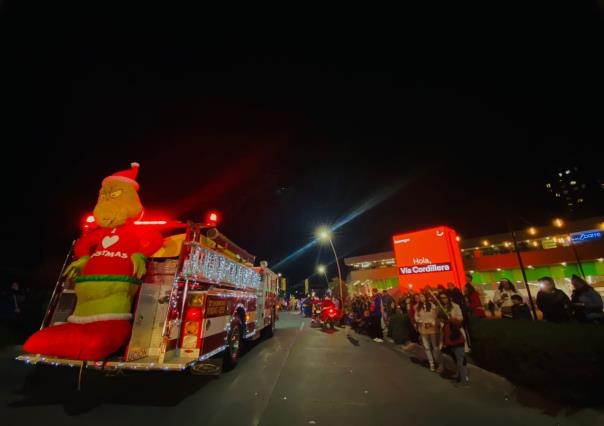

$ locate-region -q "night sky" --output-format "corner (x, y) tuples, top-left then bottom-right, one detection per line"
(1, 5), (603, 291)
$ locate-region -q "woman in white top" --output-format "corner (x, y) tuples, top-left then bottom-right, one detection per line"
(493, 278), (519, 319)
(415, 292), (442, 372)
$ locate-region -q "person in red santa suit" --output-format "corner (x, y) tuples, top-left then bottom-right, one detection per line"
(24, 163), (163, 360)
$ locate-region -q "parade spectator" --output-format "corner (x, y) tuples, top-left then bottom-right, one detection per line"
(464, 283), (485, 318)
(486, 300), (496, 317)
(381, 289), (395, 325)
(536, 276), (572, 323)
(437, 292), (468, 386)
(510, 294), (532, 320)
(369, 288), (384, 342)
(397, 296), (406, 314)
(401, 296), (419, 343)
(415, 292), (441, 371)
(494, 279), (519, 319)
(570, 274), (604, 322)
(412, 293), (420, 307)
(447, 282), (465, 307)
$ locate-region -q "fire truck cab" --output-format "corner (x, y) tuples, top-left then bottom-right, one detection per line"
(17, 219), (279, 375)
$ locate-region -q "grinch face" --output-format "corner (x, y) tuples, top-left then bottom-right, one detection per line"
(93, 180), (143, 228)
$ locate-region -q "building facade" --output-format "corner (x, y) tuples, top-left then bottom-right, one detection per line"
(345, 217), (604, 303)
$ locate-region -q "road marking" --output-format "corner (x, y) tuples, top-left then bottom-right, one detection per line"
(299, 322), (305, 330)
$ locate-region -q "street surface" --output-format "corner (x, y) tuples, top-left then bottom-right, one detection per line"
(0, 312), (600, 425)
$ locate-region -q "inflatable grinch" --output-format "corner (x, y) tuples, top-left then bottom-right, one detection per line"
(24, 162), (163, 360)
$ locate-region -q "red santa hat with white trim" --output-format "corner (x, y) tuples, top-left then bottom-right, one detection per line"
(102, 162), (140, 191)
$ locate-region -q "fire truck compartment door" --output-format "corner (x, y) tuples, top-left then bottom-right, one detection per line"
(126, 283), (162, 361)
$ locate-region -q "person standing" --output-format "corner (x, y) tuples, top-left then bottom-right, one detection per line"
(510, 294), (532, 320)
(570, 274), (604, 322)
(486, 300), (496, 317)
(400, 294), (419, 343)
(536, 277), (572, 322)
(437, 292), (468, 386)
(370, 288), (384, 342)
(494, 279), (519, 319)
(381, 289), (395, 326)
(464, 283), (486, 318)
(415, 292), (441, 371)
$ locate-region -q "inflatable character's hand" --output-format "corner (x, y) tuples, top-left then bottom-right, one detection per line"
(131, 253), (147, 279)
(63, 256), (90, 280)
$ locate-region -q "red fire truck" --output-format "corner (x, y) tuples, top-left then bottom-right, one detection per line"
(17, 215), (279, 375)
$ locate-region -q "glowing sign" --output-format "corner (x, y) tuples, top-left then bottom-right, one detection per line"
(571, 230), (602, 244)
(392, 226), (465, 291)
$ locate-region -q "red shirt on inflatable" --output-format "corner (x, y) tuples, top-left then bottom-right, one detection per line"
(74, 223), (163, 277)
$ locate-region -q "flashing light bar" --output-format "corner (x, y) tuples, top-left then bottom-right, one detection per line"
(134, 220), (168, 225)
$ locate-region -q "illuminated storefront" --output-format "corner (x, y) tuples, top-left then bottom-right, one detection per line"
(345, 217), (604, 302)
(462, 216), (604, 301)
(344, 251), (398, 295)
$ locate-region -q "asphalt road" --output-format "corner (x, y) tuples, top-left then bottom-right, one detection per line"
(0, 312), (600, 426)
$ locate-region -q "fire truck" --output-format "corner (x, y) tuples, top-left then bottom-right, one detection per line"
(17, 214), (279, 375)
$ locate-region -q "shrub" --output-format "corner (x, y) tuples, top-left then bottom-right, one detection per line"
(470, 319), (604, 403)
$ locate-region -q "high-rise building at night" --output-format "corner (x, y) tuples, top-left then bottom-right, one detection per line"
(545, 166), (593, 213)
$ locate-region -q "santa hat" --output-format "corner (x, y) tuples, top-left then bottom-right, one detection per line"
(102, 162), (140, 190)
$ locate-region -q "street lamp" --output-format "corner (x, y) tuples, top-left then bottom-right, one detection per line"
(316, 226), (345, 305)
(316, 264), (329, 286)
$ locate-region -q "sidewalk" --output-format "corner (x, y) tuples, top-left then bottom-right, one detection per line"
(383, 337), (603, 423)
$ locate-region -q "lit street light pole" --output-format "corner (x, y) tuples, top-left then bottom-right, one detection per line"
(316, 227), (345, 306)
(316, 265), (329, 286)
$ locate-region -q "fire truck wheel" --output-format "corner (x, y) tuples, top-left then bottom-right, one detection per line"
(223, 320), (242, 370)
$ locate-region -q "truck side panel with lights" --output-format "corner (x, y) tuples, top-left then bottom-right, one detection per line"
(17, 218), (279, 375)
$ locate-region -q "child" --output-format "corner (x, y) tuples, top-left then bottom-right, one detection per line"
(510, 294), (532, 320)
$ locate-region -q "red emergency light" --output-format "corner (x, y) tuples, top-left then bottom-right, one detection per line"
(205, 210), (220, 227)
(81, 213), (97, 234)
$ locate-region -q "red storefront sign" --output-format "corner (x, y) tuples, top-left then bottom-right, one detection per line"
(392, 226), (465, 291)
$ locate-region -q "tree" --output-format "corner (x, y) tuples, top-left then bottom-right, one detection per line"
(328, 277), (348, 302)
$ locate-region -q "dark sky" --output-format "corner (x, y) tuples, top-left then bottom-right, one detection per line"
(1, 4), (603, 290)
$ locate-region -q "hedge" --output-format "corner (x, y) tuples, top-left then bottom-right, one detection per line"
(388, 311), (412, 345)
(469, 319), (604, 403)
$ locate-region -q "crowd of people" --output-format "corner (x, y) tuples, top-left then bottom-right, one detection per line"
(485, 274), (604, 323)
(343, 273), (604, 387)
(346, 284), (470, 386)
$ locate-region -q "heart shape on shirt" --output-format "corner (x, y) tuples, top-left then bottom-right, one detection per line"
(102, 235), (120, 249)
